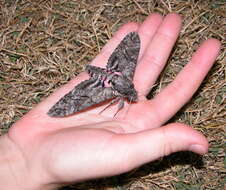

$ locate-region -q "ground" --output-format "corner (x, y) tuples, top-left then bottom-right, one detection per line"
(0, 0), (225, 190)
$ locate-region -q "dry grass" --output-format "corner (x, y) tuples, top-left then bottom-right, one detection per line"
(0, 0), (225, 190)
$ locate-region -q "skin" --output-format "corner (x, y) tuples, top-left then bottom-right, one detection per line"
(0, 13), (221, 190)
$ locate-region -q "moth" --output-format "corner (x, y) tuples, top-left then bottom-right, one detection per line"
(48, 32), (140, 117)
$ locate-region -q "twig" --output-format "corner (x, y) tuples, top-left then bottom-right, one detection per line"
(0, 48), (28, 57)
(16, 18), (33, 44)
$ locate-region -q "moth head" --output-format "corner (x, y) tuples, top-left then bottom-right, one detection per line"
(128, 88), (138, 102)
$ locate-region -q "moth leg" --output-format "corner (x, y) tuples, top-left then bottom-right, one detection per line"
(113, 98), (125, 117)
(118, 98), (125, 110)
(99, 97), (121, 114)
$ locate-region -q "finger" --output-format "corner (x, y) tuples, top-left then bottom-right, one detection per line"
(137, 13), (163, 58)
(134, 13), (182, 95)
(114, 123), (208, 172)
(147, 39), (221, 127)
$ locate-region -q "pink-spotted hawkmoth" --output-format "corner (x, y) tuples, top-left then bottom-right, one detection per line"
(48, 32), (140, 117)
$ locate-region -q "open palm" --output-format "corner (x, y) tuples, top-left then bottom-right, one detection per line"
(7, 13), (220, 187)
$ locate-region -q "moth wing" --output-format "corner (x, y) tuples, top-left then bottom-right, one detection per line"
(48, 78), (116, 117)
(106, 32), (140, 80)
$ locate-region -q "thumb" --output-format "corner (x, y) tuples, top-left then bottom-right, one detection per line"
(118, 123), (208, 171)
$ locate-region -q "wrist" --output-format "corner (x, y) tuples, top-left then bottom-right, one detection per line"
(0, 134), (57, 190)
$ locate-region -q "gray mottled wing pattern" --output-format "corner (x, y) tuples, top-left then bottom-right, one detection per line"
(48, 32), (140, 117)
(85, 64), (107, 78)
(48, 77), (116, 117)
(106, 32), (140, 80)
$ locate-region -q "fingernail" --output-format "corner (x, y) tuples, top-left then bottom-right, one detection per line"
(189, 144), (206, 155)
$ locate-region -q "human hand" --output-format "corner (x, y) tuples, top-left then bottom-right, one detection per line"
(1, 13), (220, 189)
